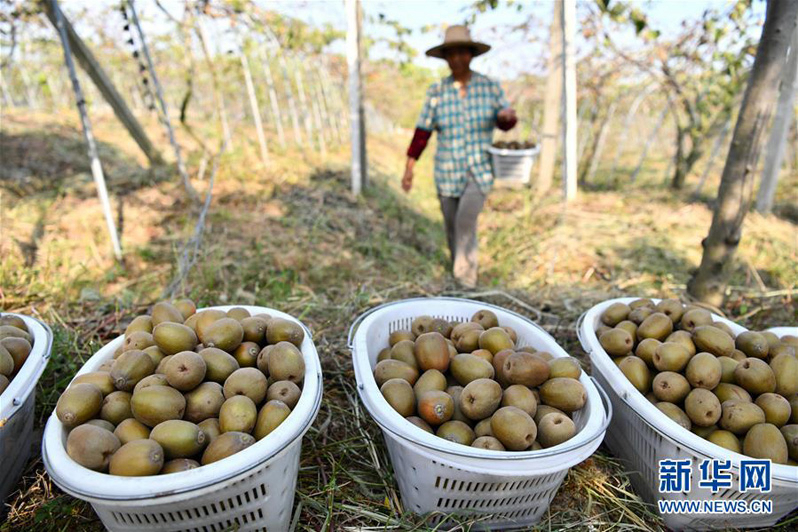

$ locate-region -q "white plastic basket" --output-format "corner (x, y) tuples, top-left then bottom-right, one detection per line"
(765, 327), (798, 339)
(578, 298), (798, 530)
(42, 305), (323, 532)
(0, 314), (53, 504)
(488, 146), (540, 188)
(349, 297), (611, 530)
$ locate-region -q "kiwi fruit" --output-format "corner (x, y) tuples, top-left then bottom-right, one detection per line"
(184, 381), (225, 423)
(652, 342), (691, 373)
(417, 390), (454, 426)
(202, 431), (256, 464)
(599, 329), (634, 357)
(714, 383), (752, 404)
(734, 358), (776, 395)
(240, 317), (268, 344)
(447, 386), (469, 423)
(717, 357), (739, 384)
(109, 439), (164, 476)
(652, 372), (691, 403)
(707, 430), (742, 453)
(172, 298), (197, 321)
(219, 395), (257, 434)
(125, 316), (154, 336)
(111, 350), (156, 392)
(414, 332), (450, 372)
(411, 316), (435, 337)
(684, 389), (721, 427)
(267, 342), (305, 385)
(150, 419), (207, 459)
(0, 325), (31, 343)
(381, 378), (416, 417)
(611, 321), (635, 340)
(114, 418), (151, 445)
(472, 309), (499, 329)
(413, 369), (447, 400)
(618, 356), (651, 394)
(534, 405), (566, 425)
(492, 349), (514, 387)
(504, 352), (550, 387)
(122, 331), (155, 353)
(374, 359), (419, 387)
(491, 406), (536, 451)
(266, 381), (302, 409)
(500, 384), (537, 416)
(100, 391), (133, 425)
(781, 425), (798, 461)
(656, 402), (692, 431)
(755, 393), (792, 427)
(479, 327), (514, 355)
(266, 318), (305, 347)
(161, 458), (201, 474)
(226, 307), (251, 322)
(152, 323), (198, 356)
(56, 383), (103, 428)
(474, 417), (494, 437)
(223, 368), (268, 404)
(680, 308), (713, 333)
(720, 400), (766, 435)
(450, 354), (494, 385)
(151, 302), (184, 326)
(537, 412), (576, 448)
(459, 378), (502, 421)
(200, 347), (240, 383)
(771, 353), (798, 397)
(628, 307), (654, 325)
(72, 372), (115, 396)
(198, 418), (222, 442)
(133, 373), (169, 393)
(637, 313), (673, 341)
(452, 323), (484, 353)
(655, 299), (684, 323)
(86, 419), (116, 432)
(254, 400), (292, 440)
(665, 331), (697, 357)
(389, 330), (415, 347)
(164, 351), (207, 391)
(131, 385), (186, 427)
(1, 337), (31, 372)
(436, 420), (476, 446)
(66, 424), (121, 471)
(692, 326), (734, 358)
(203, 318), (244, 353)
(601, 303), (631, 326)
(472, 436), (505, 450)
(743, 423), (788, 464)
(539, 378), (586, 412)
(389, 340), (418, 369)
(407, 416), (434, 433)
(735, 331), (769, 359)
(685, 352), (722, 390)
(548, 358), (582, 380)
(635, 338), (661, 367)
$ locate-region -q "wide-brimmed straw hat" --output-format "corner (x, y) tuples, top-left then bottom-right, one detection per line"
(426, 25), (491, 59)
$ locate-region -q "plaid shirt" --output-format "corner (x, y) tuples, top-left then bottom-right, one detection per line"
(416, 72), (509, 197)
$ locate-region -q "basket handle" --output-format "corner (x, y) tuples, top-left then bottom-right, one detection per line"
(346, 300), (406, 350)
(589, 376), (613, 434)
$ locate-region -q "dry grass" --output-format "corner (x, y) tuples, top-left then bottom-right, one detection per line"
(1, 108), (796, 531)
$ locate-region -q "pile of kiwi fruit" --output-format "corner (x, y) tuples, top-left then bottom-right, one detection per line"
(374, 309), (588, 452)
(492, 140), (537, 150)
(595, 298), (798, 465)
(56, 300), (307, 476)
(0, 314), (35, 395)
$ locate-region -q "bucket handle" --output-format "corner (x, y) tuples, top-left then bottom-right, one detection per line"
(347, 300), (406, 350)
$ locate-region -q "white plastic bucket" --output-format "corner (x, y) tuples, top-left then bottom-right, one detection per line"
(578, 298), (798, 530)
(0, 314), (53, 504)
(488, 146), (539, 188)
(42, 305), (323, 532)
(349, 297), (611, 530)
(766, 327), (798, 339)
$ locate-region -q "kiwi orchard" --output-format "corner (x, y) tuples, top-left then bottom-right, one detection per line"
(0, 0), (796, 530)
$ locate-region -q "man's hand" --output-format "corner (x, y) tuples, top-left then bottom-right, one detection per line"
(498, 108), (517, 122)
(402, 165), (414, 193)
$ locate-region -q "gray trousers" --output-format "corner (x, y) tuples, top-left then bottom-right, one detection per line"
(438, 177), (486, 286)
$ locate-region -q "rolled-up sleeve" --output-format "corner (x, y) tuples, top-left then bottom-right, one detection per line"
(416, 85), (438, 131)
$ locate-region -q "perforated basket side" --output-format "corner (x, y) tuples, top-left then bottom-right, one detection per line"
(489, 151), (536, 185)
(0, 393), (34, 504)
(85, 438), (301, 532)
(383, 432), (568, 531)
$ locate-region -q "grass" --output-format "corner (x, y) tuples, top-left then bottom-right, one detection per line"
(1, 107), (797, 531)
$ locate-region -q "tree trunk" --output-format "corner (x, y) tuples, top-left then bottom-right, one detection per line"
(756, 15), (798, 213)
(257, 46), (286, 148)
(292, 56), (315, 150)
(689, 0), (798, 305)
(580, 97), (617, 184)
(692, 121), (732, 198)
(562, 0), (578, 201)
(196, 17), (233, 148)
(278, 54), (303, 145)
(535, 0), (563, 198)
(631, 103), (670, 182)
(238, 46), (269, 164)
(346, 0), (366, 194)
